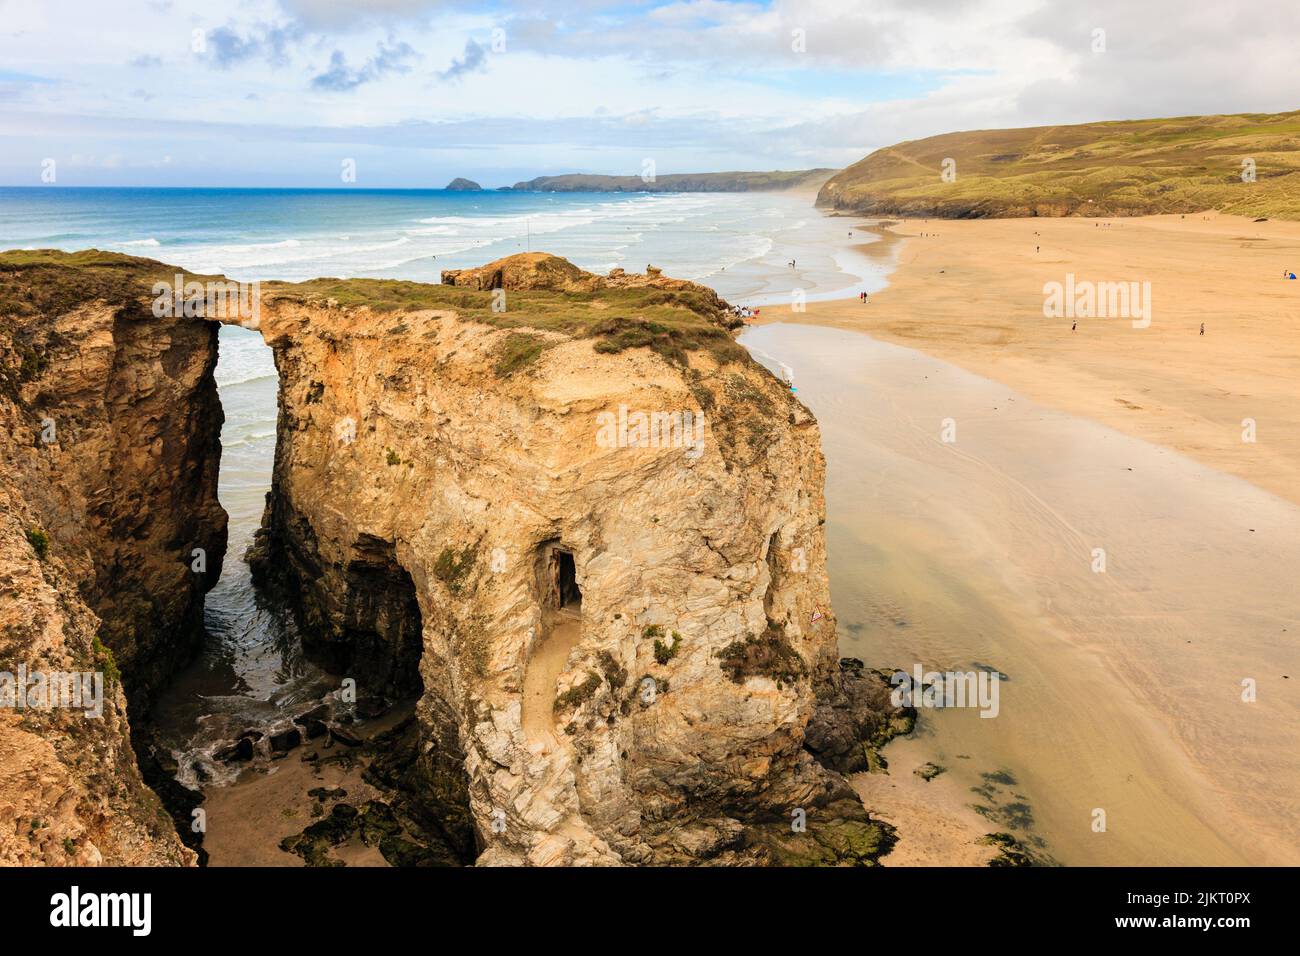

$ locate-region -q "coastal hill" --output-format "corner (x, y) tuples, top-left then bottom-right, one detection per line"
(445, 177), (481, 190)
(511, 168), (835, 193)
(817, 109), (1300, 219)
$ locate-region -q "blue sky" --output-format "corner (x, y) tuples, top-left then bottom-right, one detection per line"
(2, 0), (1298, 187)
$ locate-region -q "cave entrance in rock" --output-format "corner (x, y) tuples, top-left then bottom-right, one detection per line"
(337, 535), (426, 701)
(524, 543), (584, 745)
(548, 547), (582, 609)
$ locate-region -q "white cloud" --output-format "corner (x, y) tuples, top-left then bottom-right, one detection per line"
(1, 0), (1297, 185)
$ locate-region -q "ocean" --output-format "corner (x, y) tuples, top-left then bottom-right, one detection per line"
(0, 186), (890, 787)
(0, 186), (883, 302)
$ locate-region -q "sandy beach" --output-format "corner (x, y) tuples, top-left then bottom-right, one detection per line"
(741, 214), (1300, 866)
(742, 321), (1300, 866)
(773, 213), (1300, 508)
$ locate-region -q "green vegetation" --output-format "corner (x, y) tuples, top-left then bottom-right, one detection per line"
(0, 249), (223, 318)
(0, 249), (752, 375)
(493, 331), (553, 377)
(818, 109), (1300, 219)
(653, 631), (682, 665)
(718, 628), (806, 685)
(511, 169), (835, 193)
(270, 275), (746, 368)
(18, 349), (48, 382)
(25, 526), (48, 560)
(385, 448), (401, 466)
(754, 806), (898, 867)
(91, 634), (120, 685)
(597, 650), (627, 690)
(554, 672), (602, 712)
(433, 546), (476, 592)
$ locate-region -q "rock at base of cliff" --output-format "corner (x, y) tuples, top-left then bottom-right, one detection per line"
(805, 658), (917, 774)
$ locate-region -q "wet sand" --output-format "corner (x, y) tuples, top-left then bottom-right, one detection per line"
(766, 213), (1300, 508)
(201, 706), (413, 866)
(742, 324), (1300, 866)
(201, 748), (384, 867)
(849, 738), (1001, 867)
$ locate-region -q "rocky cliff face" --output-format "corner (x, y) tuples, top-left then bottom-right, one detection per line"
(0, 251), (227, 865)
(0, 249), (901, 868)
(248, 254), (895, 864)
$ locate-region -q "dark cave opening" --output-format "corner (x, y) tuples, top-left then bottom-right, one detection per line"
(543, 545), (582, 610)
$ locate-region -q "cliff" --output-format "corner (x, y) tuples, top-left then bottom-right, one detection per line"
(511, 169), (836, 193)
(818, 109), (1300, 219)
(249, 254), (897, 864)
(0, 250), (227, 865)
(0, 249), (904, 867)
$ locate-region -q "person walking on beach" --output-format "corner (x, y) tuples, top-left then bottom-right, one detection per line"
(1072, 320), (1077, 332)
(1200, 323), (1205, 336)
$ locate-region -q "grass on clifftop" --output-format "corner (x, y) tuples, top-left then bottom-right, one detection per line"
(0, 249), (221, 317)
(818, 109), (1300, 219)
(266, 276), (747, 368)
(0, 249), (748, 373)
(0, 250), (213, 401)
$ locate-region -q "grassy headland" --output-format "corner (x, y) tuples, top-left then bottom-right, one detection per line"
(510, 169), (835, 193)
(818, 110), (1300, 219)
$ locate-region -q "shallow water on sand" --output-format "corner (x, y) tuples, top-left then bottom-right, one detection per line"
(743, 323), (1300, 866)
(149, 326), (339, 789)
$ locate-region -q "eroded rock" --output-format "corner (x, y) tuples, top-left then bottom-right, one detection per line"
(0, 250), (226, 865)
(246, 254), (867, 864)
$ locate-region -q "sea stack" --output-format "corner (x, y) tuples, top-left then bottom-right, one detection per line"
(1, 250), (904, 866)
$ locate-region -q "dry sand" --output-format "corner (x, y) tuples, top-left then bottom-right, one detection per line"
(768, 212), (1300, 507)
(740, 215), (1300, 866)
(521, 609), (583, 747)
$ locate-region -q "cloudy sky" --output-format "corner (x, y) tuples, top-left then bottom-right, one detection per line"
(2, 0), (1297, 187)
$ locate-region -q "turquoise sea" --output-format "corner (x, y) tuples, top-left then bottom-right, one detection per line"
(0, 186), (890, 786)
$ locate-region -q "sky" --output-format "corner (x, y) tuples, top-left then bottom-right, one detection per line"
(2, 0), (1298, 187)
